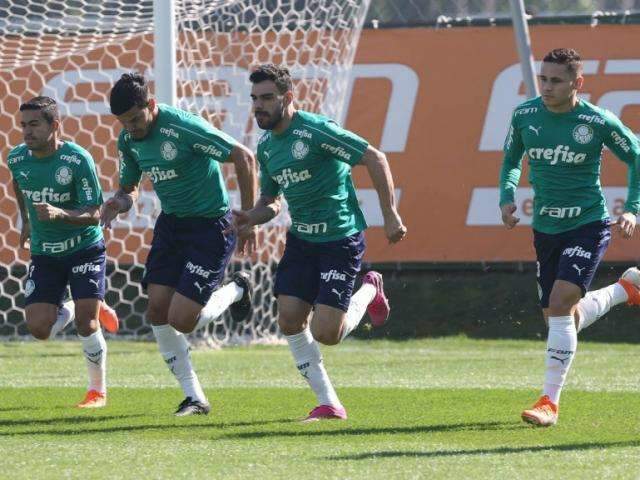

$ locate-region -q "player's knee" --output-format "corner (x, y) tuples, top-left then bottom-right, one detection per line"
(26, 319), (51, 340)
(277, 312), (306, 335)
(74, 317), (99, 337)
(147, 302), (169, 326)
(169, 314), (197, 334)
(548, 290), (579, 314)
(311, 322), (341, 346)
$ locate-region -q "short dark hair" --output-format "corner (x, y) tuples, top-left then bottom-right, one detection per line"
(110, 72), (150, 115)
(543, 48), (583, 76)
(249, 64), (293, 94)
(19, 96), (59, 124)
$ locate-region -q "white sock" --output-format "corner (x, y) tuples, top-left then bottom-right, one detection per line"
(152, 324), (207, 403)
(49, 301), (75, 338)
(194, 282), (243, 332)
(80, 328), (107, 394)
(577, 283), (628, 332)
(340, 283), (376, 341)
(543, 315), (577, 405)
(285, 327), (341, 407)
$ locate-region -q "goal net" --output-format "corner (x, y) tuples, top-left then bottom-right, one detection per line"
(0, 0), (371, 344)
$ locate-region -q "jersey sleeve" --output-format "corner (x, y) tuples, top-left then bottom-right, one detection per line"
(117, 134), (142, 188)
(176, 113), (237, 163)
(312, 119), (369, 166)
(602, 113), (640, 214)
(74, 151), (103, 206)
(499, 113), (525, 206)
(257, 149), (280, 198)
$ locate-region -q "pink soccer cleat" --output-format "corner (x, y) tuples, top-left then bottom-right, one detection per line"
(362, 271), (390, 327)
(301, 405), (347, 423)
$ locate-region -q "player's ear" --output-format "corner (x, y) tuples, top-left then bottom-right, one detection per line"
(283, 90), (294, 107)
(573, 75), (584, 90)
(147, 97), (157, 111)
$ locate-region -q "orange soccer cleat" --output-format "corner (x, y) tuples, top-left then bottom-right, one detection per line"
(76, 390), (107, 409)
(521, 395), (558, 427)
(618, 267), (640, 306)
(98, 301), (119, 334)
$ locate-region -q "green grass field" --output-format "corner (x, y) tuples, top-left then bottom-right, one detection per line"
(1, 338), (639, 479)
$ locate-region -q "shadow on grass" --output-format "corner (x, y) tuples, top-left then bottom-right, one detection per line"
(220, 420), (520, 440)
(325, 440), (640, 461)
(0, 350), (142, 359)
(0, 418), (295, 437)
(0, 414), (145, 428)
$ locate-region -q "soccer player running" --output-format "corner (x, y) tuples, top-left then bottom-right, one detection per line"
(499, 48), (640, 427)
(230, 64), (407, 422)
(100, 73), (257, 416)
(8, 96), (119, 408)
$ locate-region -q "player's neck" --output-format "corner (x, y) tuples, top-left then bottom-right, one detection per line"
(31, 138), (62, 158)
(272, 108), (297, 135)
(545, 95), (579, 114)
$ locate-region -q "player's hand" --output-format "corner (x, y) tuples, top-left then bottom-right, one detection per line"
(383, 210), (407, 244)
(614, 212), (637, 239)
(237, 226), (258, 256)
(33, 202), (63, 222)
(100, 197), (123, 228)
(20, 221), (30, 250)
(225, 209), (257, 255)
(501, 203), (520, 229)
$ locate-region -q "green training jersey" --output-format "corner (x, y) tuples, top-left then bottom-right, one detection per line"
(500, 97), (640, 234)
(257, 110), (369, 242)
(118, 104), (238, 218)
(7, 141), (103, 256)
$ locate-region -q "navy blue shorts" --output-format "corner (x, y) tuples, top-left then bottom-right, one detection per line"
(274, 231), (366, 312)
(533, 220), (611, 308)
(24, 240), (106, 306)
(143, 211), (236, 305)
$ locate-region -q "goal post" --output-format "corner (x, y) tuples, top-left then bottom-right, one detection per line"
(0, 0), (372, 344)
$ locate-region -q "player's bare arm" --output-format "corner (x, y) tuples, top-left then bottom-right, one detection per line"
(231, 194), (281, 235)
(11, 179), (30, 249)
(360, 145), (406, 243)
(229, 143), (258, 255)
(100, 183), (138, 228)
(32, 203), (100, 226)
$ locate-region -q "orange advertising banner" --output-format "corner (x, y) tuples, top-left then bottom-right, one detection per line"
(349, 25), (640, 262)
(1, 25), (640, 264)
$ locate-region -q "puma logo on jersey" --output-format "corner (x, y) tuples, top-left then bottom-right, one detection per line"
(194, 282), (206, 294)
(89, 279), (101, 289)
(331, 288), (344, 300)
(19, 170), (30, 179)
(528, 125), (542, 136)
(572, 264), (585, 276)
